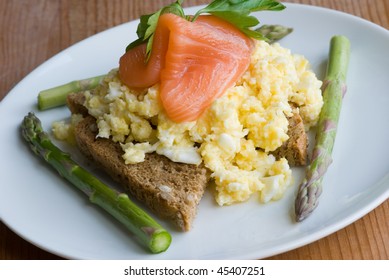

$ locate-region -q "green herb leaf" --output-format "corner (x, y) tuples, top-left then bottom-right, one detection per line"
(125, 14), (155, 51)
(125, 0), (185, 60)
(192, 0), (286, 39)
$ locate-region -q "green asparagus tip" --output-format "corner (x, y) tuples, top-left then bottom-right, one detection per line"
(256, 24), (293, 43)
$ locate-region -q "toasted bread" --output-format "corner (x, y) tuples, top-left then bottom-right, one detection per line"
(68, 93), (209, 231)
(74, 115), (209, 231)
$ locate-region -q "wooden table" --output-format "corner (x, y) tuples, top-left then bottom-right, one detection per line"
(1, 0), (388, 260)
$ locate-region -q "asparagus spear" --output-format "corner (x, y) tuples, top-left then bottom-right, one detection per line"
(256, 24), (293, 43)
(38, 75), (105, 110)
(21, 112), (172, 253)
(294, 35), (350, 222)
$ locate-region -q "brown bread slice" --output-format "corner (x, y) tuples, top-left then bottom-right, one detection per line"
(67, 91), (88, 116)
(67, 93), (209, 231)
(74, 116), (209, 231)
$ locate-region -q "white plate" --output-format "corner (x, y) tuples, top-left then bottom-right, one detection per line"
(1, 3), (388, 260)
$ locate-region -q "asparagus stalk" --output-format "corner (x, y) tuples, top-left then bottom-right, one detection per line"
(37, 75), (105, 110)
(294, 35), (350, 222)
(256, 24), (293, 43)
(21, 112), (172, 253)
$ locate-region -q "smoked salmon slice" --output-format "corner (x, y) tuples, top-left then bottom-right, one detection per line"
(119, 13), (253, 122)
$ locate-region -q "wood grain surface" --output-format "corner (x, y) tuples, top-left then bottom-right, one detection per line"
(1, 0), (388, 260)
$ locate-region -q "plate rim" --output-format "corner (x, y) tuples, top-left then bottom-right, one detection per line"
(1, 2), (389, 260)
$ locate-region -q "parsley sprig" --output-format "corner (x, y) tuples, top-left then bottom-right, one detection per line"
(192, 0), (285, 40)
(126, 0), (286, 61)
(125, 0), (186, 56)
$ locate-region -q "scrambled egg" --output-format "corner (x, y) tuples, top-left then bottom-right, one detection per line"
(54, 40), (323, 206)
(52, 113), (83, 145)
